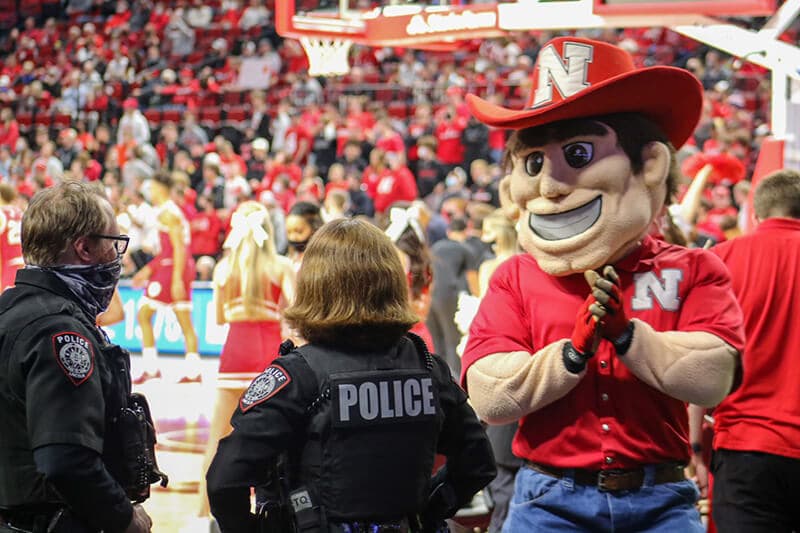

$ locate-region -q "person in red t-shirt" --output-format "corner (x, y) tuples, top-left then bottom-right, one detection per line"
(373, 152), (418, 215)
(190, 194), (223, 260)
(708, 170), (800, 532)
(461, 36), (743, 531)
(283, 117), (313, 167)
(434, 107), (467, 170)
(0, 184), (23, 292)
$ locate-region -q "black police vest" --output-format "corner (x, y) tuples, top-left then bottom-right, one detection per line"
(291, 334), (445, 522)
(0, 280), (129, 508)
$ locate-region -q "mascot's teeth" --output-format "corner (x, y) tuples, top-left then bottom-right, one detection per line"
(529, 196), (602, 241)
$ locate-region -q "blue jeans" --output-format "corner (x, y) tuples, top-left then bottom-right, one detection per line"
(502, 465), (703, 532)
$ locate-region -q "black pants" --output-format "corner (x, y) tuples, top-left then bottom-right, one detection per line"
(712, 448), (800, 533)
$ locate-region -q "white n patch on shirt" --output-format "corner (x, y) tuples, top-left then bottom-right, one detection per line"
(631, 269), (684, 312)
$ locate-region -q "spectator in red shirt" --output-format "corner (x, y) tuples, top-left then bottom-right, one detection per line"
(190, 194), (223, 260)
(708, 170), (800, 532)
(105, 1), (133, 33)
(362, 147), (390, 200)
(435, 106), (468, 171)
(374, 151), (418, 215)
(149, 2), (171, 33)
(283, 115), (313, 167)
(324, 163), (349, 197)
(372, 118), (405, 155)
(263, 151), (302, 193)
(0, 109), (19, 152)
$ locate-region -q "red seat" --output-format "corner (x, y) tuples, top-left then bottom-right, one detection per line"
(222, 91), (243, 106)
(53, 113), (72, 128)
(387, 101), (408, 119)
(162, 109), (182, 124)
(144, 109), (162, 126)
(34, 113), (52, 128)
(199, 106), (222, 128)
(15, 112), (33, 130)
(224, 105), (248, 125)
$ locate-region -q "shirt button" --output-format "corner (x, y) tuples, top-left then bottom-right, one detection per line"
(600, 361), (608, 369)
(601, 393), (609, 402)
(601, 423), (610, 432)
(605, 456), (614, 464)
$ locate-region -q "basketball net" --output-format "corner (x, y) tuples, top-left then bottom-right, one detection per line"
(300, 37), (353, 77)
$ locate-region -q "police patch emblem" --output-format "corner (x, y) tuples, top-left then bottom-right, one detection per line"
(240, 365), (291, 412)
(52, 331), (95, 386)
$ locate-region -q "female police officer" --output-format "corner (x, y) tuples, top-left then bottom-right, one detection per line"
(207, 218), (496, 533)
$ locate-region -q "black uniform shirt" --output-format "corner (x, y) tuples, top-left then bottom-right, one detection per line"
(0, 268), (132, 531)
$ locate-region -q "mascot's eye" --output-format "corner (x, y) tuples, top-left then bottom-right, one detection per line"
(563, 142), (594, 168)
(524, 151), (544, 176)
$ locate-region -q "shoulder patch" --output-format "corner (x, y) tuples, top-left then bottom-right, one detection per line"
(52, 331), (95, 386)
(240, 365), (291, 412)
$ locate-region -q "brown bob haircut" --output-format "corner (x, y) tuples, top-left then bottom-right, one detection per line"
(506, 112), (682, 205)
(283, 218), (418, 350)
(22, 181), (110, 266)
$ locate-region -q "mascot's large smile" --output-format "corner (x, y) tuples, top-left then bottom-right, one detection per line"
(528, 196), (602, 241)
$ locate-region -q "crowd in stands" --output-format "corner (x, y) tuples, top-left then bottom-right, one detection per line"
(0, 1), (779, 284)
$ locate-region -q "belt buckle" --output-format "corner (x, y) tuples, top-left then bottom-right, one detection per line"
(597, 470), (620, 492)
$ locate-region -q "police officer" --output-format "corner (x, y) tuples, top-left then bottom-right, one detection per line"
(0, 182), (152, 533)
(207, 218), (496, 533)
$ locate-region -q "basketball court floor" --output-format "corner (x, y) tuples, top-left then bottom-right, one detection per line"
(130, 354), (220, 532)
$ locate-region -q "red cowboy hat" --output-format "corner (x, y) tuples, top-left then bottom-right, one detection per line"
(467, 36), (703, 149)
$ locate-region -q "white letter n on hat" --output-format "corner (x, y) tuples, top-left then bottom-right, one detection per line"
(532, 42), (593, 108)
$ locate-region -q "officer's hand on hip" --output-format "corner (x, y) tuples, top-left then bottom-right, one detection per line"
(124, 504), (153, 533)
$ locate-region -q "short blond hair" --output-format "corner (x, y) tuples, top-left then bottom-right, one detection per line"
(754, 169), (800, 220)
(283, 218), (418, 349)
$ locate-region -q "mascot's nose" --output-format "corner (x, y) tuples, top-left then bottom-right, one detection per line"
(539, 172), (574, 200)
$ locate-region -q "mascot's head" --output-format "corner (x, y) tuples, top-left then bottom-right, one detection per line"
(467, 36), (703, 276)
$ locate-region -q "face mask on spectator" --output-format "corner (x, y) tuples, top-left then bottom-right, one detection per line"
(288, 239), (309, 253)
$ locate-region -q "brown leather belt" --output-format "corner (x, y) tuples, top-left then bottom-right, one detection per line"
(524, 460), (685, 492)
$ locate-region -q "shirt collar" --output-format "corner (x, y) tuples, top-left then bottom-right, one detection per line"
(755, 217), (800, 233)
(15, 267), (78, 301)
(612, 235), (662, 273)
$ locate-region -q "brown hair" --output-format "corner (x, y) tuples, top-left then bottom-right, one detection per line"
(754, 169), (800, 220)
(283, 218), (418, 350)
(506, 113), (681, 204)
(22, 181), (110, 266)
(0, 182), (16, 204)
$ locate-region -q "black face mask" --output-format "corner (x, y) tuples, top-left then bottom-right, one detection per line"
(288, 239), (308, 253)
(42, 257), (122, 317)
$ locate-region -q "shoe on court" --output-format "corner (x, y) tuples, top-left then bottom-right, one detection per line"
(132, 369), (162, 385)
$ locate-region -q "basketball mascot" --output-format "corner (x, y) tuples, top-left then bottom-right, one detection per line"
(460, 36), (744, 531)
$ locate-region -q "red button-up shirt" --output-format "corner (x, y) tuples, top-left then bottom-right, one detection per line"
(462, 236), (744, 469)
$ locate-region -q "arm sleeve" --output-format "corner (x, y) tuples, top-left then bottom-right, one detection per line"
(433, 357), (496, 512)
(460, 259), (532, 387)
(34, 444), (133, 533)
(619, 251), (744, 406)
(20, 317), (106, 451)
(206, 355), (318, 532)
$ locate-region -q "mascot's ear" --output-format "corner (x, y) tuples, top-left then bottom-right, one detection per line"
(498, 174), (521, 222)
(640, 142), (670, 190)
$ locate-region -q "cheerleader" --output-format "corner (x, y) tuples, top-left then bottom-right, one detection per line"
(384, 202), (435, 350)
(191, 201), (295, 526)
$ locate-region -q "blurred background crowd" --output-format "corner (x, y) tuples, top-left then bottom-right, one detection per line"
(0, 0), (782, 372)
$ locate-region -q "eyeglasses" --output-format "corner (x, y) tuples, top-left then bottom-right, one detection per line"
(90, 233), (130, 256)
